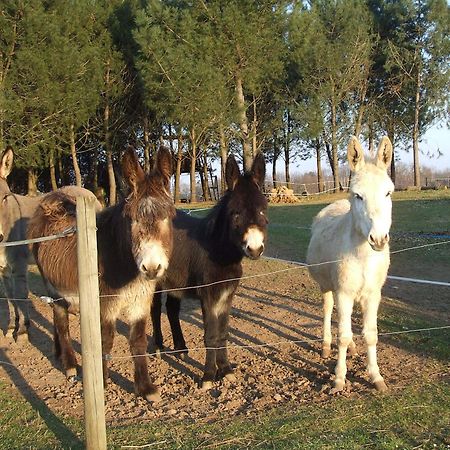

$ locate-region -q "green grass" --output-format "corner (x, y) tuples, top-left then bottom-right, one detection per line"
(1, 378), (449, 449)
(264, 189), (450, 280)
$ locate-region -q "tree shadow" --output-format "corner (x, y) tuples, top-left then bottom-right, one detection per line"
(0, 348), (83, 449)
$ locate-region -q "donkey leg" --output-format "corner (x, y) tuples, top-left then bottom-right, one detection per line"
(100, 318), (115, 385)
(2, 270), (16, 338)
(166, 294), (188, 358)
(321, 291), (334, 358)
(200, 302), (220, 390)
(53, 303), (77, 379)
(331, 293), (354, 394)
(215, 294), (235, 381)
(129, 314), (160, 402)
(150, 291), (164, 355)
(12, 267), (30, 343)
(361, 293), (387, 392)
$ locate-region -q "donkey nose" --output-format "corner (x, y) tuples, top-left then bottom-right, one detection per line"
(368, 234), (389, 251)
(140, 263), (165, 280)
(246, 243), (265, 260)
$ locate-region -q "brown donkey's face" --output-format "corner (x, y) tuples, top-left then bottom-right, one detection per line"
(122, 147), (175, 279)
(225, 153), (268, 259)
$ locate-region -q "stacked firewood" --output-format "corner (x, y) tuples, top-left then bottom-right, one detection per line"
(268, 186), (301, 203)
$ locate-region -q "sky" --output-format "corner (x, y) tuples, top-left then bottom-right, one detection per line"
(293, 121), (450, 174)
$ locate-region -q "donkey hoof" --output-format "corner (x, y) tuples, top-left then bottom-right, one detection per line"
(5, 329), (14, 339)
(68, 375), (80, 383)
(321, 347), (331, 358)
(144, 390), (161, 403)
(374, 379), (388, 392)
(15, 333), (29, 345)
(224, 372), (236, 382)
(66, 368), (77, 380)
(201, 380), (214, 391)
(330, 380), (345, 394)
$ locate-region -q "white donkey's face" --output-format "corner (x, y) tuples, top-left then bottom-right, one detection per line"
(348, 136), (394, 252)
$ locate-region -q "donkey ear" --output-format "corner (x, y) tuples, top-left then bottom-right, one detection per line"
(376, 136), (393, 170)
(347, 136), (365, 172)
(251, 152), (266, 189)
(0, 147), (14, 179)
(225, 155), (241, 190)
(122, 147), (145, 193)
(155, 146), (173, 188)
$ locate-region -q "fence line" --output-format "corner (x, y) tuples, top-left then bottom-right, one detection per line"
(0, 226), (76, 248)
(103, 325), (450, 362)
(2, 325), (449, 368)
(1, 238), (449, 305)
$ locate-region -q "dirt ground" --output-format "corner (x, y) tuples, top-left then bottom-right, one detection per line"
(0, 259), (448, 426)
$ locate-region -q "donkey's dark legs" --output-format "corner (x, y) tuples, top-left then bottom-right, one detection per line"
(12, 266), (30, 342)
(100, 318), (115, 384)
(53, 304), (77, 379)
(216, 298), (234, 380)
(2, 269), (29, 342)
(130, 316), (160, 402)
(166, 295), (187, 356)
(151, 292), (164, 352)
(201, 302), (220, 389)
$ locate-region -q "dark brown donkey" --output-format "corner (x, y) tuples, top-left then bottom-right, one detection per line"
(28, 147), (175, 401)
(151, 154), (267, 389)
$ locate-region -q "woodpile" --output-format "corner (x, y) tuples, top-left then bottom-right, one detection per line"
(268, 186), (301, 203)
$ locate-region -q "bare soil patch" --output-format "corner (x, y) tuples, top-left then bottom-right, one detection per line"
(0, 259), (448, 426)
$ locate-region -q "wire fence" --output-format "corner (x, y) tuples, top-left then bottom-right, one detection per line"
(0, 199), (449, 447)
(0, 236), (449, 305)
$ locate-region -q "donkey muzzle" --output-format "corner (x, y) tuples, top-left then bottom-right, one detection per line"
(368, 233), (389, 252)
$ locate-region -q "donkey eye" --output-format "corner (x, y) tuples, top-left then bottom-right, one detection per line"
(354, 193), (363, 200)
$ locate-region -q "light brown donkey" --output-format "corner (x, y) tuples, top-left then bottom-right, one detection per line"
(28, 146), (175, 401)
(0, 147), (96, 342)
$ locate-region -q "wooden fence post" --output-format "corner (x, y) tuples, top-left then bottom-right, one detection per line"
(77, 196), (107, 450)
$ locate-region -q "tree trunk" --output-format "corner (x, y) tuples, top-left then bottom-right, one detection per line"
(272, 134), (279, 189)
(90, 147), (99, 191)
(190, 128), (197, 203)
(284, 111), (291, 189)
(219, 124), (227, 195)
(323, 133), (335, 184)
(49, 149), (58, 190)
(104, 61), (116, 205)
(315, 139), (324, 193)
(235, 74), (252, 171)
(413, 66), (421, 187)
(330, 98), (339, 192)
(368, 120), (374, 157)
(202, 151), (211, 201)
(354, 78), (368, 138)
(174, 132), (183, 204)
(27, 168), (38, 196)
(387, 126), (396, 184)
(251, 96), (257, 158)
(143, 115), (151, 173)
(70, 123), (82, 187)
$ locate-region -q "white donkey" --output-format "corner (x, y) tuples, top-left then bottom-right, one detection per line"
(307, 136), (394, 393)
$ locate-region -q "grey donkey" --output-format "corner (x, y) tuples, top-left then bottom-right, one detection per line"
(0, 146), (94, 342)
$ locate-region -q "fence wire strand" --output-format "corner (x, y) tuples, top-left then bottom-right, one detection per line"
(0, 238), (449, 304)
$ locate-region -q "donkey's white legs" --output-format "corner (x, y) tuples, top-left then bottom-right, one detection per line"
(361, 293), (387, 392)
(321, 291), (334, 358)
(331, 293), (354, 393)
